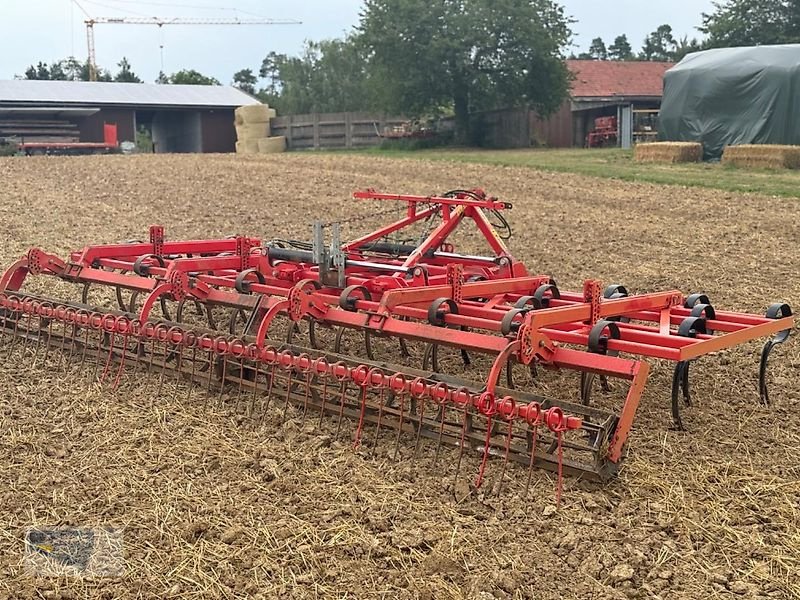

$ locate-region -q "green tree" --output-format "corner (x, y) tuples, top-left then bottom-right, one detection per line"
(232, 68), (258, 95)
(24, 57), (110, 81)
(608, 34), (634, 60)
(359, 0), (572, 143)
(62, 57), (86, 81)
(257, 38), (373, 114)
(24, 62), (54, 80)
(640, 24), (677, 61)
(258, 52), (283, 105)
(114, 57), (141, 83)
(588, 37), (607, 60)
(700, 0), (800, 47)
(165, 69), (221, 85)
(673, 36), (702, 61)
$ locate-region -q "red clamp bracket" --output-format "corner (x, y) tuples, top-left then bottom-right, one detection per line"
(27, 248), (66, 276)
(149, 225), (165, 257)
(287, 279), (327, 322)
(446, 263), (464, 303)
(583, 279), (602, 326)
(236, 236), (255, 271)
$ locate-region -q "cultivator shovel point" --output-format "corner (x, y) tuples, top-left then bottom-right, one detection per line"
(0, 189), (793, 503)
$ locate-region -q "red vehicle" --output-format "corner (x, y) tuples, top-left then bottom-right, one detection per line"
(20, 123), (119, 156)
(586, 116), (618, 148)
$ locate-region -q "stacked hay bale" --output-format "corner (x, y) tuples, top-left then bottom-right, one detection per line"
(234, 105), (286, 155)
(633, 142), (703, 163)
(721, 144), (800, 169)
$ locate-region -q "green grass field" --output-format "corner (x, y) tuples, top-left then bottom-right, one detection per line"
(361, 147), (800, 198)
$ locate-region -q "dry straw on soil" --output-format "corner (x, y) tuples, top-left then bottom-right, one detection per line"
(634, 141), (703, 163)
(722, 144), (800, 169)
(0, 154), (798, 599)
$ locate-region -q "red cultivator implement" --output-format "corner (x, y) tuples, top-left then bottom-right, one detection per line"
(0, 189), (793, 500)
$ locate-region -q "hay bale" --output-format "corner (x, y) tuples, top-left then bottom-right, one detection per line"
(235, 139), (260, 155)
(634, 142), (703, 163)
(721, 144), (800, 169)
(234, 104), (275, 125)
(236, 123), (270, 141)
(257, 136), (286, 154)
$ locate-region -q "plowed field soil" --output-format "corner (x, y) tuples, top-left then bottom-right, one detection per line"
(0, 154), (798, 600)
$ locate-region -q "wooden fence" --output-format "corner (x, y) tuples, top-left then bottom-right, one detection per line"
(269, 112), (407, 150)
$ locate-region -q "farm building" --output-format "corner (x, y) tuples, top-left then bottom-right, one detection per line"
(564, 59), (673, 148)
(659, 45), (800, 159)
(0, 79), (260, 153)
(477, 60), (672, 148)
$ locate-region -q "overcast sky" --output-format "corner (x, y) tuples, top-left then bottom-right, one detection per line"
(0, 0), (716, 83)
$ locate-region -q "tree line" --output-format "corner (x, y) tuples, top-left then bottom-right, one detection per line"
(574, 28), (701, 63)
(578, 0), (800, 62)
(23, 56), (221, 86)
(18, 0), (800, 143)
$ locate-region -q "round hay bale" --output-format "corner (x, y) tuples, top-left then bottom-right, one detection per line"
(236, 123), (270, 141)
(235, 139), (260, 155)
(257, 136), (286, 154)
(234, 104), (273, 125)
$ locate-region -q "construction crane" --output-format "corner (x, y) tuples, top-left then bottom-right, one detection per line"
(82, 15), (301, 81)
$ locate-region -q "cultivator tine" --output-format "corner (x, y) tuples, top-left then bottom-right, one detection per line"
(297, 355), (313, 427)
(30, 316), (44, 367)
(218, 345), (230, 408)
(64, 320), (78, 369)
(77, 324), (91, 375)
(23, 311), (35, 353)
(758, 303), (793, 405)
(11, 310), (22, 350)
(243, 354), (259, 418)
(90, 330), (104, 385)
(369, 386), (384, 456)
(234, 354), (246, 410)
(453, 388), (472, 484)
(173, 341), (185, 388)
(433, 387), (447, 465)
(187, 344), (198, 401)
(113, 330), (130, 390)
(555, 429), (564, 507)
(316, 358), (331, 428)
(525, 424), (540, 497)
(145, 336), (158, 389)
(670, 361), (690, 430)
(261, 361), (278, 419)
(474, 395), (494, 488)
(580, 372), (593, 405)
(333, 363), (349, 438)
(496, 397), (516, 495)
(204, 346), (215, 407)
(280, 360), (294, 424)
(352, 366), (371, 449)
(412, 383), (426, 457)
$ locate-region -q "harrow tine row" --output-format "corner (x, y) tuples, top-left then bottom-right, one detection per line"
(0, 293), (611, 501)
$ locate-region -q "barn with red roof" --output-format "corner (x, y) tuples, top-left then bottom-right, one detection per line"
(529, 60), (673, 148)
